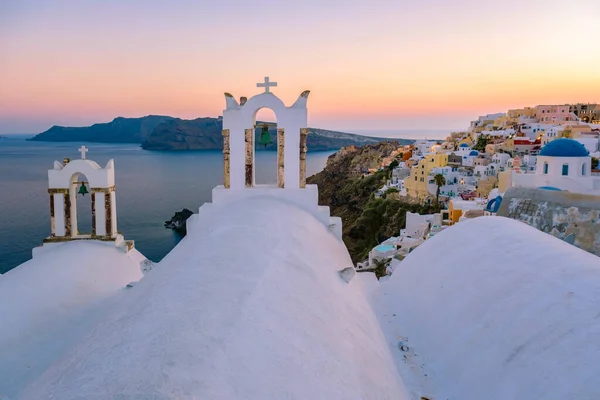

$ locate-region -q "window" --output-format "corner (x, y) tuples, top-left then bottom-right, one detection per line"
(543, 162), (548, 174)
(582, 163), (586, 176)
(562, 164), (569, 176)
(415, 176), (417, 181)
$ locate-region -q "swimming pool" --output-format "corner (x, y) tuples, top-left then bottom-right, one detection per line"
(374, 244), (396, 252)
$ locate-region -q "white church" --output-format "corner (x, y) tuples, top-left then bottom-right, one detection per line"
(510, 138), (600, 193)
(1, 79), (600, 400)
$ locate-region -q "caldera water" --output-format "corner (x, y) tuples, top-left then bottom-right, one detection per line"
(0, 136), (334, 274)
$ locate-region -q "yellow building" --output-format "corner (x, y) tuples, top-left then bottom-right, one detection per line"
(485, 143), (503, 155)
(405, 154), (449, 200)
(508, 107), (536, 118)
(476, 176), (498, 197)
(497, 170), (513, 193)
(563, 124), (594, 139)
(444, 199), (485, 225)
(493, 115), (512, 129)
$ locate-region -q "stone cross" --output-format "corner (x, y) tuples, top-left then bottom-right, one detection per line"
(257, 77), (277, 93)
(79, 145), (88, 159)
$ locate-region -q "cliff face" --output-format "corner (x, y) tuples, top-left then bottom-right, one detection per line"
(30, 116), (175, 143)
(141, 119), (409, 151)
(30, 115), (411, 151)
(307, 141), (440, 263)
(142, 118), (223, 150)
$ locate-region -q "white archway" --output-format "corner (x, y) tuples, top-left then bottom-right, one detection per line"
(253, 108), (278, 185)
(46, 148), (118, 241)
(221, 78), (310, 190)
(201, 79), (343, 241)
(71, 172), (93, 235)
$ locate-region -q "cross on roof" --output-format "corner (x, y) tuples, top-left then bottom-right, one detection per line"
(79, 145), (88, 159)
(257, 77), (277, 93)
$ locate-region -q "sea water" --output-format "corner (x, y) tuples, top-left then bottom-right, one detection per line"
(0, 136), (334, 273)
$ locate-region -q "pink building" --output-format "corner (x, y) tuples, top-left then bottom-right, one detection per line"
(536, 105), (577, 123)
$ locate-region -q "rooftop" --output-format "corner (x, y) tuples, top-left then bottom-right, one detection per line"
(539, 138), (589, 157)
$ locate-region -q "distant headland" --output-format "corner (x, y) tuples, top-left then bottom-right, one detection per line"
(29, 116), (413, 151)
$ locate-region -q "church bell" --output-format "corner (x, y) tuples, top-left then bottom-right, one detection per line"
(78, 182), (89, 196)
(258, 124), (272, 148)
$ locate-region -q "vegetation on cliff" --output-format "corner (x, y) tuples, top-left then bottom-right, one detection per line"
(307, 142), (441, 263)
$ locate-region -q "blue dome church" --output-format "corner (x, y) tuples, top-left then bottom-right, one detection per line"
(511, 138), (599, 194)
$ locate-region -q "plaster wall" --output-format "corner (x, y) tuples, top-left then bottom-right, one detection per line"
(95, 193), (107, 236)
(406, 212), (435, 237)
(54, 194), (65, 236)
(222, 93), (307, 189)
(210, 184), (332, 228)
(48, 159), (115, 189)
(110, 191), (117, 235)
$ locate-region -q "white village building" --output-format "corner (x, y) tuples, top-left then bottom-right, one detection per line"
(1, 80), (600, 400)
(412, 139), (439, 156)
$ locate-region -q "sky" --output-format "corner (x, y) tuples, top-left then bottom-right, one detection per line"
(1, 0), (599, 135)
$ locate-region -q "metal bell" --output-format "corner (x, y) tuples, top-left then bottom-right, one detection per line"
(78, 182), (89, 196)
(258, 124), (272, 148)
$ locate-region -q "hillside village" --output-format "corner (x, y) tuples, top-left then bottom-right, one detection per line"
(3, 77), (600, 399)
(356, 103), (600, 274)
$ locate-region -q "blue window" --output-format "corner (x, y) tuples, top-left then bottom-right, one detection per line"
(562, 164), (569, 176)
(543, 163), (548, 174)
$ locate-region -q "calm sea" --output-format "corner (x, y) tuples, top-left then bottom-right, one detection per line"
(0, 136), (334, 274)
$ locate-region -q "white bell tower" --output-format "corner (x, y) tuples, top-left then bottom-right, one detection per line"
(39, 146), (134, 253)
(186, 79), (343, 240)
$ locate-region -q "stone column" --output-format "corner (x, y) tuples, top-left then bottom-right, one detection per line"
(222, 129), (231, 188)
(49, 193), (55, 236)
(49, 189), (67, 237)
(105, 192), (112, 237)
(91, 192), (96, 237)
(245, 128), (254, 187)
(277, 129), (285, 188)
(64, 192), (71, 237)
(300, 128), (308, 188)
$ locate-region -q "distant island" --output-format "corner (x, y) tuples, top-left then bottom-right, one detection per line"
(29, 116), (413, 151)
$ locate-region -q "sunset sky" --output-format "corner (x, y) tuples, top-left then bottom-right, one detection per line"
(1, 0), (599, 135)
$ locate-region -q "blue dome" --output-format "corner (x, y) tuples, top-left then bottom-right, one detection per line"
(459, 143), (469, 148)
(538, 186), (562, 191)
(538, 138), (589, 157)
(485, 195), (503, 213)
(469, 150), (479, 156)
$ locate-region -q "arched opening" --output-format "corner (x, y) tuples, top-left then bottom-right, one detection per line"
(253, 107), (278, 185)
(562, 163), (569, 176)
(70, 172), (92, 237)
(543, 162), (549, 174)
(582, 163), (586, 176)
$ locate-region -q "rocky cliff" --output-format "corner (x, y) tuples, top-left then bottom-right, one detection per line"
(142, 118), (223, 150)
(307, 142), (441, 263)
(141, 119), (409, 151)
(30, 115), (412, 151)
(30, 115), (175, 143)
